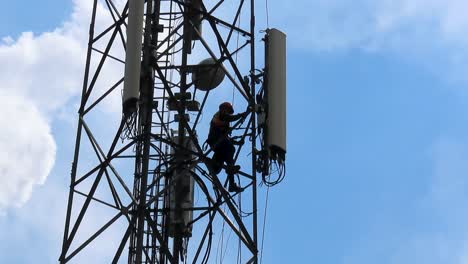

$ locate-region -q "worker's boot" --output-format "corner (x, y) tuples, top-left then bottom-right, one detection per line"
(228, 174), (242, 193)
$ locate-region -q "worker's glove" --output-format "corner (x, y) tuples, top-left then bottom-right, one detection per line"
(234, 111), (248, 120)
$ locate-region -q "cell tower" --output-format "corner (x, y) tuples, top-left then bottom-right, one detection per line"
(59, 0), (286, 263)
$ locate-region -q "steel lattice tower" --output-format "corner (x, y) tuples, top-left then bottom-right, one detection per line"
(59, 0), (285, 263)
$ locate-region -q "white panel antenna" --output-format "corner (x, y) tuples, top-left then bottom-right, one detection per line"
(266, 28), (287, 162)
(122, 0), (145, 115)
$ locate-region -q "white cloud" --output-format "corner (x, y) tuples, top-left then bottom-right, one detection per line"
(0, 0), (123, 211)
(0, 31), (84, 113)
(272, 0), (468, 82)
(0, 0), (130, 260)
(264, 0), (468, 84)
(275, 0), (468, 51)
(0, 92), (56, 212)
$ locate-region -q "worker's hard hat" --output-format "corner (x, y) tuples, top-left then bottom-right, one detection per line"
(219, 102), (234, 114)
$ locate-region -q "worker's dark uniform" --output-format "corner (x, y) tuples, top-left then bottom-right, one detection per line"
(207, 111), (244, 174)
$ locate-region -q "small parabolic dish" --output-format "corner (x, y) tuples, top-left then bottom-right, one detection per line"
(191, 58), (225, 91)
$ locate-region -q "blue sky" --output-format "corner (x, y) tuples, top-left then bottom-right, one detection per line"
(0, 1), (72, 37)
(2, 0), (468, 263)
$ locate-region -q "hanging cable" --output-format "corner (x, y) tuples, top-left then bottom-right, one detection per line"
(217, 207), (226, 264)
(262, 160), (286, 187)
(259, 186), (270, 264)
(237, 188), (243, 264)
(221, 228), (233, 263)
(121, 111), (138, 141)
(201, 213), (213, 264)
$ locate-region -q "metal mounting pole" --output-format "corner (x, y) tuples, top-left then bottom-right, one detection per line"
(132, 0), (156, 262)
(172, 1), (192, 262)
(250, 0), (259, 263)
